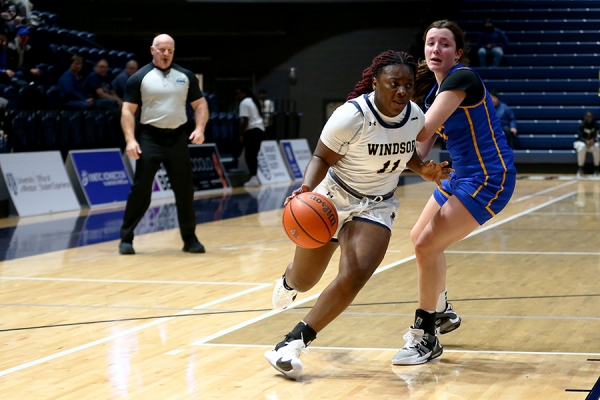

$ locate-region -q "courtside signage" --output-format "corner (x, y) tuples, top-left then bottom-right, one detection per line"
(66, 149), (132, 208)
(0, 151), (80, 216)
(280, 139), (311, 180)
(188, 144), (232, 193)
(257, 140), (292, 184)
(123, 153), (174, 200)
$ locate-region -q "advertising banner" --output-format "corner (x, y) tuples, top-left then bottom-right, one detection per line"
(280, 139), (312, 180)
(188, 144), (231, 193)
(0, 151), (80, 216)
(66, 149), (132, 208)
(256, 140), (292, 185)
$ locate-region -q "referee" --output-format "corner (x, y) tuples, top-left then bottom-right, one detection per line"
(118, 34), (209, 255)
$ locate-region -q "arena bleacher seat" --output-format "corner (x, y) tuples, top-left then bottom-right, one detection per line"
(446, 0), (600, 169)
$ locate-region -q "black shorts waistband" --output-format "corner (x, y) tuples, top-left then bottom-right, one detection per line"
(141, 124), (184, 135)
(328, 169), (395, 201)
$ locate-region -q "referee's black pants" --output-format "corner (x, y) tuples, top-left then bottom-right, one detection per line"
(120, 124), (198, 244)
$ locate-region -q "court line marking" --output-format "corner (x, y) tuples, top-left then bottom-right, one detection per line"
(513, 180), (576, 203)
(0, 190), (578, 376)
(190, 190), (577, 346)
(197, 343), (600, 357)
(446, 250), (600, 256)
(0, 277), (268, 286)
(279, 311), (600, 321)
(0, 284), (269, 377)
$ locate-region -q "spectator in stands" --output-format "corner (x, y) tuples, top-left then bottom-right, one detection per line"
(6, 27), (41, 87)
(57, 55), (93, 110)
(0, 0), (30, 34)
(235, 86), (265, 187)
(258, 89), (274, 139)
(0, 32), (15, 86)
(490, 90), (518, 148)
(83, 58), (122, 110)
(111, 59), (138, 99)
(574, 111), (600, 177)
(475, 18), (509, 67)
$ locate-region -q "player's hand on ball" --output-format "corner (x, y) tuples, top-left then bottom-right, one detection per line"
(284, 184), (310, 206)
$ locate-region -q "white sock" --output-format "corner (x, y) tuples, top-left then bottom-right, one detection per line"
(436, 289), (447, 313)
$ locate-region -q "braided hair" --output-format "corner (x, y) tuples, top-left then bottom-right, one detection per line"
(413, 20), (470, 102)
(346, 50), (417, 101)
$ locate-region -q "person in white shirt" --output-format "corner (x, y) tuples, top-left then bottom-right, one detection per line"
(235, 87), (265, 187)
(259, 89), (275, 138)
(263, 50), (453, 380)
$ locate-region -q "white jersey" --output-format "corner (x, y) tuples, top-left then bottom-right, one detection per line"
(320, 92), (425, 196)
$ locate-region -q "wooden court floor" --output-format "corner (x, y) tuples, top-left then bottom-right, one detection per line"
(0, 175), (599, 399)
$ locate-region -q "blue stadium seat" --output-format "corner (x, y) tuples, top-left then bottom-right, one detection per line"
(108, 50), (119, 67)
(462, 0), (596, 8)
(47, 13), (60, 28)
(117, 51), (129, 68)
(485, 79), (597, 92)
(460, 9), (599, 20)
(57, 29), (71, 46)
(58, 111), (71, 148)
(77, 46), (90, 61)
(83, 111), (97, 145)
(3, 86), (18, 110)
(503, 54), (600, 67)
(41, 111), (59, 148)
(88, 48), (100, 62)
(95, 112), (106, 145)
(517, 120), (579, 134)
(498, 92), (600, 106)
(111, 68), (122, 80)
(507, 42), (600, 55)
(475, 67), (598, 80)
(515, 134), (577, 150)
(46, 86), (62, 110)
(10, 112), (27, 152)
(459, 19), (600, 31)
(512, 106), (596, 120)
(504, 30), (600, 43)
(46, 65), (60, 86)
(69, 111), (84, 147)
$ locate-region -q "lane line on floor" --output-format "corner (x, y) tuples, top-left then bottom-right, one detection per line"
(0, 284), (269, 377)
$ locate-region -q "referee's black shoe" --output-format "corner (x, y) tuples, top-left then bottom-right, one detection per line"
(118, 242), (135, 255)
(182, 240), (206, 253)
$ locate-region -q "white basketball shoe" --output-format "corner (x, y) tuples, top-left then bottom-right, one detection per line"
(391, 328), (443, 365)
(272, 275), (298, 310)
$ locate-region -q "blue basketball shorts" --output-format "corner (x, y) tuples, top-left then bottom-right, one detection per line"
(433, 172), (516, 225)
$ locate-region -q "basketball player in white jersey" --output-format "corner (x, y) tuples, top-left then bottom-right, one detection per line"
(264, 50), (453, 380)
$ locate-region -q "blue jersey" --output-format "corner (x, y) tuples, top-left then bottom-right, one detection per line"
(424, 64), (516, 224)
(424, 64), (516, 178)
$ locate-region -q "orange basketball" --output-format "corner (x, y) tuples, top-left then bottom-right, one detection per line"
(282, 192), (339, 249)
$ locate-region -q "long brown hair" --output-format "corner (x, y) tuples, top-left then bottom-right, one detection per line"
(413, 20), (470, 102)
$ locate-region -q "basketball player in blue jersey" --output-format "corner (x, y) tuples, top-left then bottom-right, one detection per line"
(264, 51), (453, 380)
(392, 20), (517, 365)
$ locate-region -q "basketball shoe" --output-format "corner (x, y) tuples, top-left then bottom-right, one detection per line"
(436, 302), (461, 335)
(272, 275), (298, 310)
(391, 328), (443, 365)
(264, 322), (315, 380)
